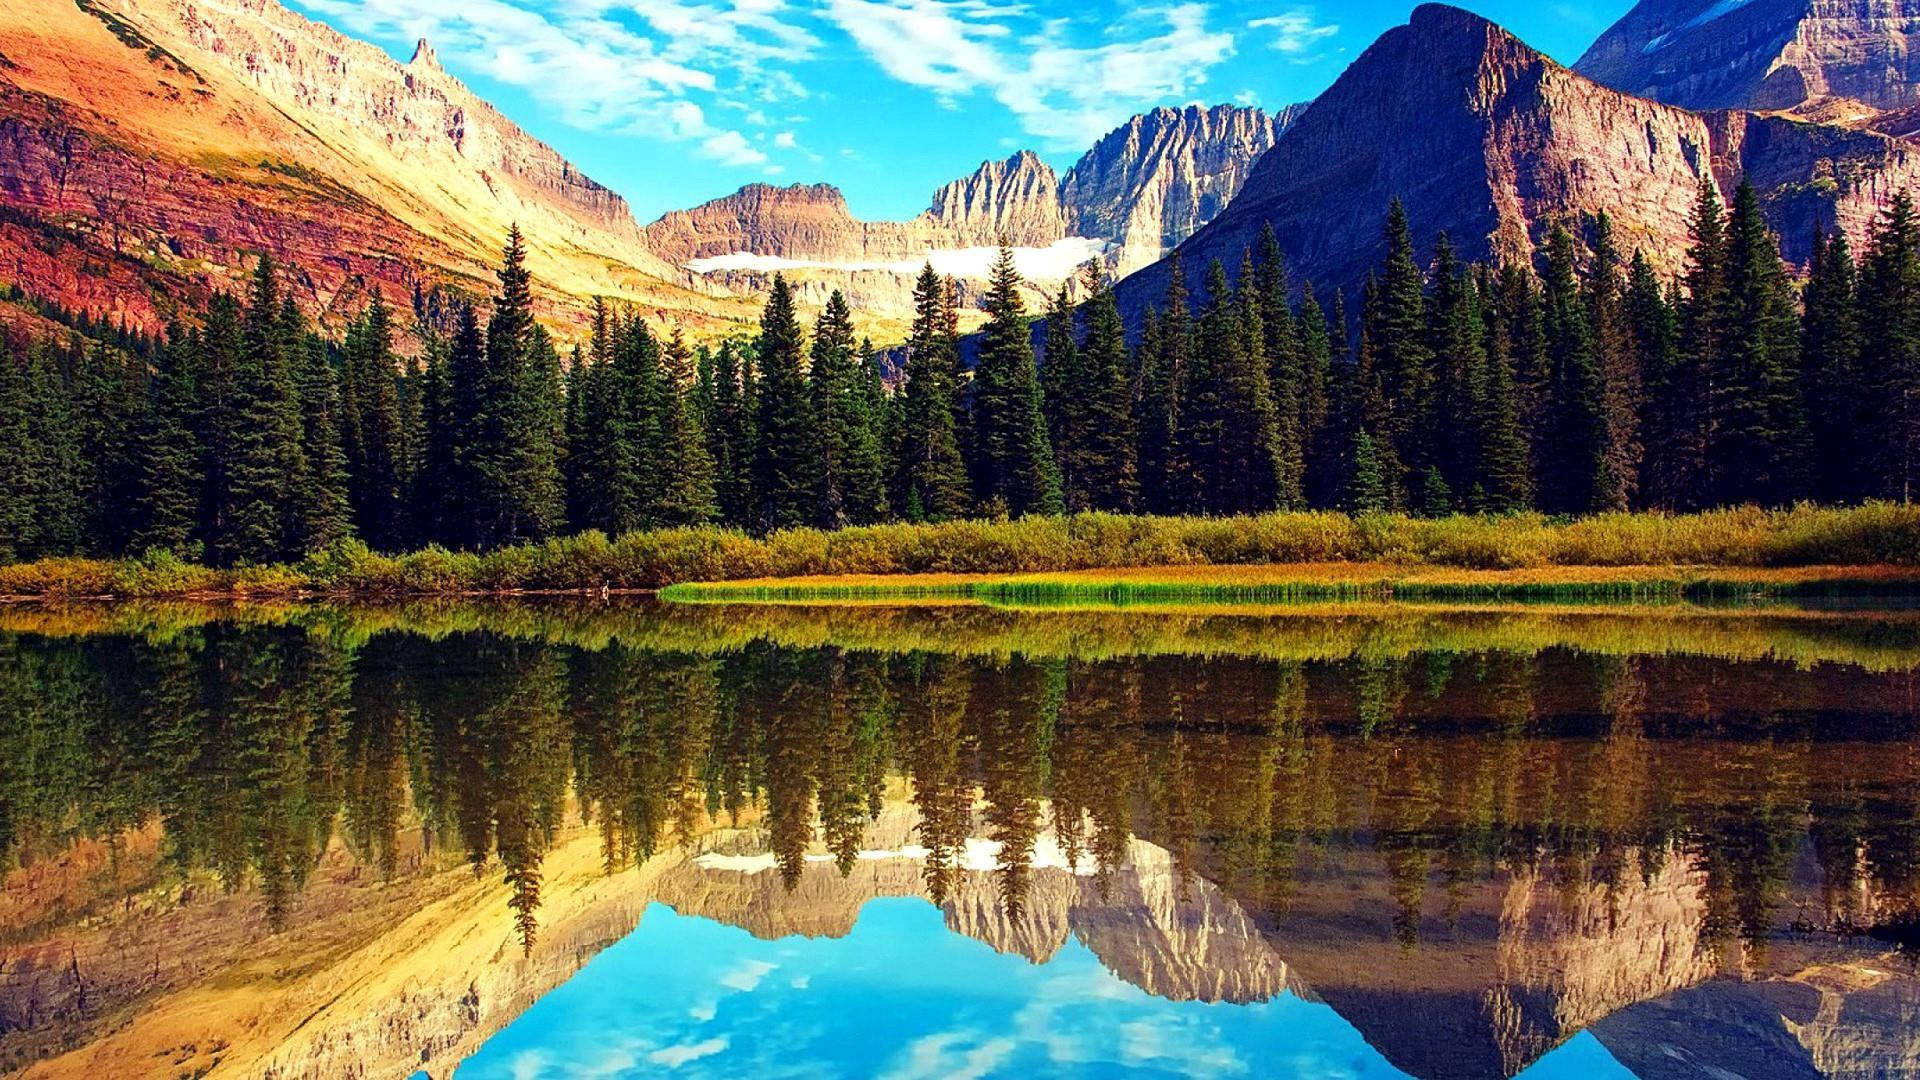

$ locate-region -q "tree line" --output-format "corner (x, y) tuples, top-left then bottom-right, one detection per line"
(3, 185), (1919, 566)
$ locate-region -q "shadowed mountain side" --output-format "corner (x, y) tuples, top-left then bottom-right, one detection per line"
(1577, 0), (1920, 116)
(1112, 3), (1920, 322)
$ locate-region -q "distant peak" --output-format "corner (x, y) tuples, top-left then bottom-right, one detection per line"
(409, 38), (439, 69)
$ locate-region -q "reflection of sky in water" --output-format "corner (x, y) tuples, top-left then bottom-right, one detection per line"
(459, 899), (1637, 1079)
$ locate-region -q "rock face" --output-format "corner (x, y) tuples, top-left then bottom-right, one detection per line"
(1062, 103), (1301, 274)
(1576, 0), (1920, 115)
(648, 103), (1292, 316)
(0, 0), (736, 337)
(1116, 3), (1920, 319)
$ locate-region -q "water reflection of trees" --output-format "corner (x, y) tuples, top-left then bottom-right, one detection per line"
(2, 627), (1918, 956)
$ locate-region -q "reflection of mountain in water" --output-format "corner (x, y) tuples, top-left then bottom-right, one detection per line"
(0, 608), (1918, 1078)
(654, 802), (1294, 1004)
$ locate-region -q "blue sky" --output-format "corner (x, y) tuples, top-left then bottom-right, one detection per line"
(453, 899), (1640, 1079)
(289, 0), (1636, 223)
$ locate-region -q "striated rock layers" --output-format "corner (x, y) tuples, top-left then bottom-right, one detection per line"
(1576, 0), (1920, 116)
(1116, 3), (1920, 321)
(0, 0), (737, 337)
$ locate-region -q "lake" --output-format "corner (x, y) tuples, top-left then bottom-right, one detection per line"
(1, 598), (1917, 1079)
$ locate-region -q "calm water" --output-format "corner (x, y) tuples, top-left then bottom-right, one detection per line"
(1, 599), (1919, 1079)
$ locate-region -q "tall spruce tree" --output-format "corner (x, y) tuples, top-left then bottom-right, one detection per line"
(1858, 192), (1920, 503)
(1134, 262), (1190, 514)
(1584, 214), (1641, 510)
(135, 327), (204, 556)
(1803, 228), (1867, 503)
(1655, 179), (1727, 510)
(341, 295), (404, 549)
(1539, 224), (1599, 514)
(221, 256), (309, 564)
(1715, 182), (1807, 505)
(970, 247), (1062, 517)
(1372, 200), (1434, 499)
(1473, 267), (1534, 511)
(294, 321), (352, 551)
(657, 328), (718, 526)
(750, 274), (817, 530)
(1066, 265), (1139, 511)
(894, 265), (972, 521)
(808, 291), (884, 527)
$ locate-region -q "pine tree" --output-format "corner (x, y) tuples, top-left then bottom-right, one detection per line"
(1067, 264), (1139, 511)
(1715, 182), (1807, 504)
(1425, 233), (1478, 509)
(1040, 281), (1078, 454)
(970, 247), (1062, 516)
(135, 327), (203, 557)
(471, 226), (564, 546)
(1539, 224), (1598, 514)
(0, 333), (34, 563)
(1803, 228), (1867, 502)
(221, 256), (308, 563)
(750, 274), (817, 530)
(1584, 214), (1641, 510)
(1134, 262), (1190, 515)
(656, 328), (718, 526)
(1473, 267), (1534, 511)
(1858, 192), (1920, 503)
(1372, 200), (1434, 497)
(1653, 179), (1727, 510)
(698, 341), (756, 525)
(1256, 226), (1306, 509)
(341, 295), (403, 549)
(294, 322), (352, 551)
(808, 290), (876, 528)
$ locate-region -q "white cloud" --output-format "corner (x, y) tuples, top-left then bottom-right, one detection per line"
(1233, 87), (1258, 106)
(773, 130), (799, 148)
(823, 0), (1235, 148)
(298, 0), (811, 164)
(718, 958), (777, 991)
(881, 1032), (1018, 1080)
(1247, 10), (1338, 56)
(647, 1037), (730, 1068)
(702, 130), (768, 165)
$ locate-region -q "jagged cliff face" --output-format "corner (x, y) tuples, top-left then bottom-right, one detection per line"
(649, 104), (1289, 317)
(1577, 0), (1920, 115)
(1061, 103), (1293, 275)
(1117, 3), (1920, 319)
(0, 0), (741, 337)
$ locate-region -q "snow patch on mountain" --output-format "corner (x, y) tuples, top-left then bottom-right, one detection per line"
(684, 238), (1111, 282)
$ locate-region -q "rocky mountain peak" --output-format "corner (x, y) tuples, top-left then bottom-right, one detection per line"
(1576, 0), (1920, 114)
(922, 150), (1066, 247)
(408, 36), (439, 70)
(1116, 1), (1920, 322)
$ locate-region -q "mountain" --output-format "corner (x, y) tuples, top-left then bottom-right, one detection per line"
(650, 104), (1296, 319)
(1575, 0), (1920, 116)
(0, 0), (741, 336)
(1116, 3), (1920, 319)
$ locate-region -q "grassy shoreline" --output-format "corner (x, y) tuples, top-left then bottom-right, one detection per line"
(3, 504), (1920, 602)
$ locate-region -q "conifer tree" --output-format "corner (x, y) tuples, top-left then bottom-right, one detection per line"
(1802, 228), (1867, 502)
(656, 328), (718, 526)
(472, 227), (564, 546)
(0, 334), (35, 563)
(294, 324), (352, 551)
(698, 341), (756, 525)
(1297, 283), (1335, 506)
(1715, 182), (1807, 504)
(341, 295), (403, 549)
(1134, 262), (1190, 514)
(1372, 200), (1434, 497)
(970, 247), (1062, 516)
(1425, 234), (1477, 509)
(750, 274), (817, 530)
(1255, 228), (1306, 509)
(1653, 179), (1727, 510)
(1067, 265), (1139, 511)
(1040, 282), (1078, 452)
(1473, 267), (1534, 511)
(135, 328), (204, 557)
(1858, 192), (1920, 503)
(808, 291), (883, 527)
(1584, 214), (1640, 510)
(222, 256), (308, 563)
(1539, 224), (1599, 514)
